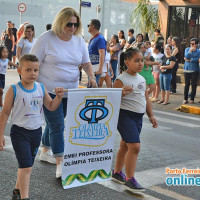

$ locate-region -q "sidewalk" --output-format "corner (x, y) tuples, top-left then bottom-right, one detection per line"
(80, 71), (200, 115)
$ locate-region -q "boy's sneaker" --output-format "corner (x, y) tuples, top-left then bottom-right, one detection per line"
(56, 161), (63, 178)
(112, 170), (126, 184)
(12, 189), (21, 200)
(124, 177), (145, 193)
(40, 150), (56, 164)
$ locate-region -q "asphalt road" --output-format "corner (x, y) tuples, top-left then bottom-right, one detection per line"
(1, 70), (200, 200)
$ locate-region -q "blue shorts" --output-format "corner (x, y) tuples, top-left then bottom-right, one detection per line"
(159, 73), (172, 91)
(10, 125), (42, 168)
(12, 45), (16, 56)
(0, 74), (5, 89)
(117, 109), (144, 143)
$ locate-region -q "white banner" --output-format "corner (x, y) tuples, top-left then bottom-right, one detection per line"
(62, 88), (122, 189)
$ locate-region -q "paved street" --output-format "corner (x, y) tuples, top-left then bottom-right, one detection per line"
(1, 69), (200, 200)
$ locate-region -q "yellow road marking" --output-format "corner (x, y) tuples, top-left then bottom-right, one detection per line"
(150, 186), (194, 200)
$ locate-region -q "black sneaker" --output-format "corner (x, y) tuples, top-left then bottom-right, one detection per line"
(112, 170), (126, 184)
(12, 189), (21, 200)
(124, 177), (145, 193)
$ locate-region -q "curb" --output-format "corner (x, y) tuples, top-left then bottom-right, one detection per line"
(177, 105), (200, 115)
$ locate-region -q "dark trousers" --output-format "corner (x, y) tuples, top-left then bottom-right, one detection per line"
(170, 63), (179, 92)
(184, 71), (199, 101)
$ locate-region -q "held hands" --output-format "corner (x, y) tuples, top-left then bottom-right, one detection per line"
(54, 87), (64, 98)
(0, 135), (5, 151)
(160, 66), (166, 72)
(122, 86), (133, 96)
(149, 116), (158, 128)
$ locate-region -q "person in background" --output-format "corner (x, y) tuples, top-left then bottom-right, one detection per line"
(118, 30), (126, 51)
(183, 38), (200, 104)
(124, 29), (135, 51)
(88, 19), (106, 85)
(17, 22), (29, 44)
(109, 34), (121, 82)
(17, 24), (36, 61)
(153, 29), (164, 52)
(12, 23), (18, 65)
(46, 24), (52, 31)
(157, 45), (176, 105)
(151, 45), (164, 102)
(144, 41), (152, 60)
(31, 7), (97, 178)
(1, 27), (15, 64)
(131, 33), (143, 48)
(170, 37), (181, 94)
(99, 42), (114, 88)
(0, 46), (18, 111)
(137, 42), (159, 96)
(143, 32), (149, 42)
(165, 36), (173, 49)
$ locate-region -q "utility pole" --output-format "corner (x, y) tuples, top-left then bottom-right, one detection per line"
(79, 0), (81, 17)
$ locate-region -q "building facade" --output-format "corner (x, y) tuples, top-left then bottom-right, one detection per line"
(159, 0), (200, 44)
(0, 0), (143, 41)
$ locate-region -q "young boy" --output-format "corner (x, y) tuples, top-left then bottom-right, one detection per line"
(144, 41), (153, 71)
(0, 54), (64, 200)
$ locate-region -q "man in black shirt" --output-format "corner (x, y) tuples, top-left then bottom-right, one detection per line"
(124, 29), (135, 50)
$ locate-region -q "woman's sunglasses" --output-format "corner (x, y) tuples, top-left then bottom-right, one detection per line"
(66, 23), (79, 28)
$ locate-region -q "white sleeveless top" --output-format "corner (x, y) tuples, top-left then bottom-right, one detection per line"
(0, 58), (9, 75)
(117, 72), (146, 113)
(11, 82), (45, 130)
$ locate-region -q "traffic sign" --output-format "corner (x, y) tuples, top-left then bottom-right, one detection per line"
(18, 3), (26, 13)
(81, 1), (91, 8)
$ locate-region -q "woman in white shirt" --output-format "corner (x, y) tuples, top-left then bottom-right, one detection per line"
(31, 7), (97, 179)
(17, 24), (36, 60)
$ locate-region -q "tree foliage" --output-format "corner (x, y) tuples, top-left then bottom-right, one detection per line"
(130, 0), (160, 36)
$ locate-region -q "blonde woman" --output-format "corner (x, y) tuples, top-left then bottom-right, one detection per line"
(31, 7), (97, 178)
(16, 24), (36, 60)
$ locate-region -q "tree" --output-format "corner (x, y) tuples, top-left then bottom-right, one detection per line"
(130, 0), (160, 38)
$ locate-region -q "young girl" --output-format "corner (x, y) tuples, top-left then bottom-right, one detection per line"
(137, 43), (159, 95)
(99, 43), (114, 88)
(112, 48), (158, 193)
(0, 54), (64, 200)
(151, 45), (164, 102)
(0, 46), (18, 111)
(157, 45), (176, 105)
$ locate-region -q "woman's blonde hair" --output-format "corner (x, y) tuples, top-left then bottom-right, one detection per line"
(52, 7), (82, 36)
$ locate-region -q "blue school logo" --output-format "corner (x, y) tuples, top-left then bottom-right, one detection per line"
(70, 96), (113, 147)
(79, 99), (108, 124)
